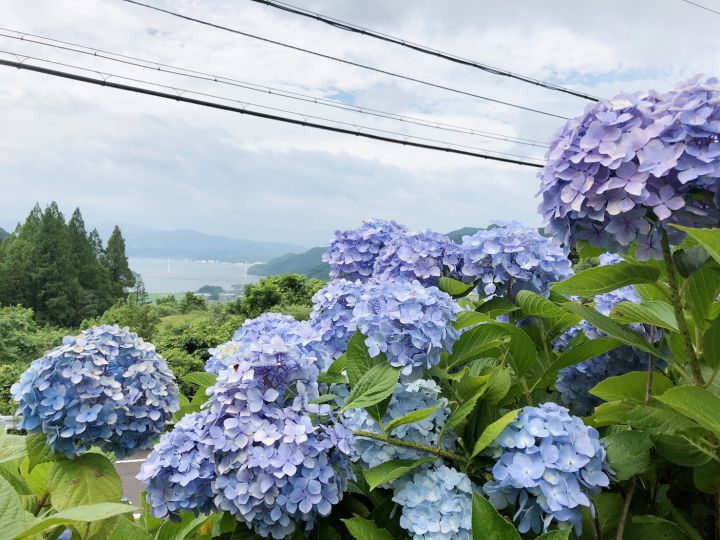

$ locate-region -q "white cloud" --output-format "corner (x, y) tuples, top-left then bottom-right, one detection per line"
(0, 0), (718, 243)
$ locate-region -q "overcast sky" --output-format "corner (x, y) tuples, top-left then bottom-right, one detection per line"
(1, 0), (719, 246)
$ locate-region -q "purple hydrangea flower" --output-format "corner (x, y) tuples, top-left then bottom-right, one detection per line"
(12, 325), (179, 459)
(309, 279), (364, 360)
(323, 219), (408, 281)
(483, 403), (612, 535)
(342, 380), (455, 468)
(351, 279), (460, 376)
(460, 222), (572, 298)
(539, 76), (720, 258)
(393, 463), (473, 540)
(373, 230), (462, 286)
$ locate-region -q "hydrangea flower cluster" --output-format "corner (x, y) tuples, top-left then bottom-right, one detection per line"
(351, 279), (460, 376)
(373, 230), (462, 286)
(140, 316), (353, 539)
(323, 219), (408, 281)
(12, 325), (179, 458)
(343, 380), (455, 468)
(539, 75), (720, 258)
(137, 410), (215, 516)
(483, 403), (612, 534)
(460, 221), (573, 297)
(206, 313), (322, 374)
(393, 464), (473, 540)
(310, 279), (363, 360)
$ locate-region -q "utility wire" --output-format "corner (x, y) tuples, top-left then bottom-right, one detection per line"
(0, 57), (545, 168)
(0, 28), (548, 148)
(248, 0), (600, 102)
(121, 0), (569, 120)
(678, 0), (720, 15)
(0, 51), (545, 163)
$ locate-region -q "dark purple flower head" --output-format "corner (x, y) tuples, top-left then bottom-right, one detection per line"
(540, 76), (720, 258)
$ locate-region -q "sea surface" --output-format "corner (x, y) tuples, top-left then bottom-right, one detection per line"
(129, 257), (260, 293)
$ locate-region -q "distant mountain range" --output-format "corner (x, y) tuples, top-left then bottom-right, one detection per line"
(249, 227), (481, 279)
(97, 224), (305, 263)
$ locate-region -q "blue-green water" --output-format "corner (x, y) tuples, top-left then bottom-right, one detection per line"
(129, 257), (260, 293)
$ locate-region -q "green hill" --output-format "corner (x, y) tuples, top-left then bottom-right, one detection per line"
(249, 227), (482, 280)
(0, 227), (8, 241)
(249, 247), (330, 280)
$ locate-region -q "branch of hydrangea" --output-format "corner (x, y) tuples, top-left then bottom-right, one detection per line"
(36, 490), (49, 514)
(352, 430), (468, 464)
(615, 478), (636, 540)
(660, 228), (705, 386)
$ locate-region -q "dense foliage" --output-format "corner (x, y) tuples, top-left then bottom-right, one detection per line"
(2, 76), (720, 540)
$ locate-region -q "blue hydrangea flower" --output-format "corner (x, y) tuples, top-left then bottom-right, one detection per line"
(539, 76), (720, 258)
(343, 380), (455, 468)
(373, 230), (462, 286)
(323, 219), (408, 281)
(140, 323), (353, 538)
(483, 403), (612, 535)
(310, 279), (364, 360)
(393, 463), (473, 540)
(206, 313), (322, 374)
(138, 410), (216, 517)
(350, 280), (460, 376)
(12, 325), (179, 459)
(460, 222), (572, 298)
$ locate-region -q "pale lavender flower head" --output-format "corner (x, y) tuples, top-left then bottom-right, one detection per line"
(323, 219), (408, 281)
(460, 221), (572, 298)
(484, 403), (612, 535)
(539, 76), (720, 258)
(373, 230), (462, 286)
(309, 279), (364, 360)
(12, 325), (179, 459)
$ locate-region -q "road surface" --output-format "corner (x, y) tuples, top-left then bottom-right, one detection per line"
(115, 449), (150, 505)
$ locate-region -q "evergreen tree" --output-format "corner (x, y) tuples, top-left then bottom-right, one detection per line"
(104, 226), (135, 298)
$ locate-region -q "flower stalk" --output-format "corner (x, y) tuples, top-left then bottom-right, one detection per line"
(353, 430), (468, 463)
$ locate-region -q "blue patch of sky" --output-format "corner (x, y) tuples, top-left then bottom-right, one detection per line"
(544, 67), (670, 88)
(327, 89), (357, 105)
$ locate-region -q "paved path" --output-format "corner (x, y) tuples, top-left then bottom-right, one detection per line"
(115, 449), (150, 505)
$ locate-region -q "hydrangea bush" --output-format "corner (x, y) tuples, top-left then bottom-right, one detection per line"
(7, 76), (720, 538)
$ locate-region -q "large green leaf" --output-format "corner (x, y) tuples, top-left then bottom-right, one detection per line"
(0, 475), (32, 540)
(515, 290), (579, 327)
(20, 458), (51, 498)
(491, 322), (538, 377)
(363, 457), (434, 491)
(345, 334), (382, 387)
(341, 363), (400, 412)
(693, 460), (720, 494)
(107, 516), (152, 540)
(684, 263), (720, 330)
(14, 502), (138, 539)
(471, 491), (520, 540)
(443, 388), (486, 434)
(674, 225), (720, 265)
(471, 409), (520, 457)
(654, 434), (712, 467)
(552, 262), (659, 296)
(386, 404), (441, 434)
(625, 515), (688, 540)
(702, 315), (720, 369)
(181, 371), (217, 387)
(590, 371), (673, 402)
(603, 430), (653, 481)
(656, 386), (720, 439)
(342, 517), (393, 540)
(552, 338), (623, 372)
(438, 277), (476, 298)
(610, 300), (678, 331)
(476, 297), (518, 318)
(453, 311), (491, 330)
(0, 432), (27, 464)
(535, 530), (571, 540)
(25, 433), (55, 473)
(47, 453), (122, 510)
(448, 325), (510, 369)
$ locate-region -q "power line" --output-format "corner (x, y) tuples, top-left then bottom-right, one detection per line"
(678, 0), (720, 15)
(120, 0), (569, 120)
(0, 28), (548, 148)
(0, 58), (545, 168)
(0, 51), (545, 163)
(248, 0), (600, 102)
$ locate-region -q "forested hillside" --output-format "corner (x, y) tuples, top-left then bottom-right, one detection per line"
(0, 203), (134, 327)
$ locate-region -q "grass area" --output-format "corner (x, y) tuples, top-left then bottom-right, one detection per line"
(146, 292), (184, 302)
(157, 312), (207, 331)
